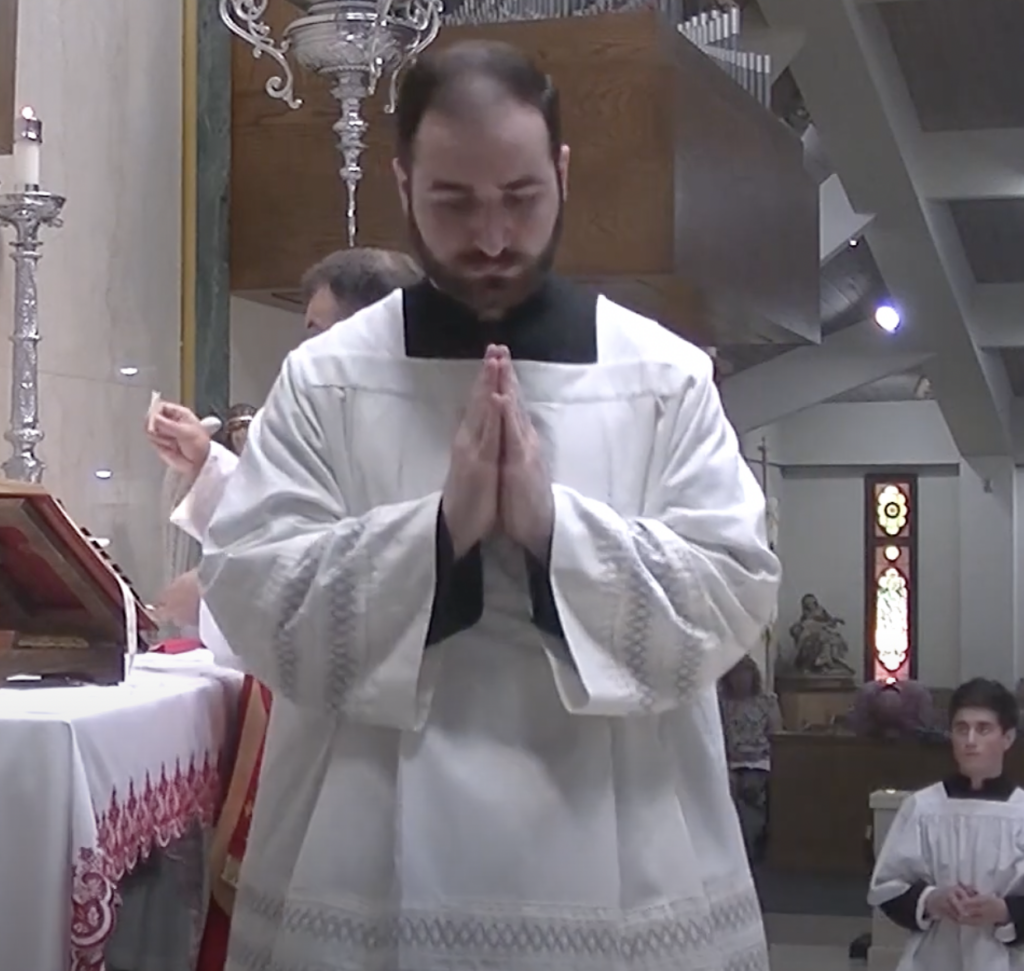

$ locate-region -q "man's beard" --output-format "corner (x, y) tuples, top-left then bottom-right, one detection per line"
(407, 194), (563, 320)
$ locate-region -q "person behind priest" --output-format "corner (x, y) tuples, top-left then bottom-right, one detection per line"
(146, 246), (422, 971)
(198, 40), (781, 971)
(848, 677), (939, 740)
(149, 246), (423, 635)
(868, 677), (1024, 970)
(719, 656), (782, 860)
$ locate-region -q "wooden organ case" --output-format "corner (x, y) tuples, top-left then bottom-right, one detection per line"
(0, 481), (157, 684)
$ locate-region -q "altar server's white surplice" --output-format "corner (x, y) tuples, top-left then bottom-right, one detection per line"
(201, 287), (781, 971)
(869, 782), (1024, 971)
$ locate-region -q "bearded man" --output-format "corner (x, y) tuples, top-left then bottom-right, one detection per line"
(200, 42), (780, 971)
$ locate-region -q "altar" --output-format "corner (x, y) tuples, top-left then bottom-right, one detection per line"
(0, 649), (242, 971)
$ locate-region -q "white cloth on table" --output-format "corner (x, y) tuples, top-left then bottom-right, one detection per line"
(0, 650), (242, 971)
(201, 289), (781, 971)
(868, 782), (1024, 970)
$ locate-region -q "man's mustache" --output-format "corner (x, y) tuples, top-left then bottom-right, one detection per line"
(457, 252), (526, 270)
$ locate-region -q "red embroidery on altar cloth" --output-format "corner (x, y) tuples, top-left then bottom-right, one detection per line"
(69, 752), (222, 971)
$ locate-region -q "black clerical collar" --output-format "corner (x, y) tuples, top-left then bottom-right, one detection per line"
(944, 773), (1017, 801)
(402, 276), (597, 363)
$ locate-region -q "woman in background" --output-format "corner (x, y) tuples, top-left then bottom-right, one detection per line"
(719, 656), (783, 860)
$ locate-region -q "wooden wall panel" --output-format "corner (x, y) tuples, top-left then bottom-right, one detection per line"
(230, 5), (818, 345)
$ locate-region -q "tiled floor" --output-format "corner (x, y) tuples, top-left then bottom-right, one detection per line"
(764, 914), (869, 970)
(769, 942), (859, 969)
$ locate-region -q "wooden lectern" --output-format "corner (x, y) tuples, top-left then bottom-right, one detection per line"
(0, 481), (157, 684)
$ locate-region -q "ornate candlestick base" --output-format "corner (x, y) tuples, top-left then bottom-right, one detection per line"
(0, 191), (66, 483)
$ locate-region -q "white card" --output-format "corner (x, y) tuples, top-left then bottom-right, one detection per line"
(146, 390), (162, 434)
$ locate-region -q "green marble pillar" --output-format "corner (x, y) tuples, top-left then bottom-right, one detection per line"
(184, 0), (231, 420)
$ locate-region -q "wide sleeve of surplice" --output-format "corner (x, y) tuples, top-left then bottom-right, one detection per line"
(546, 352), (780, 716)
(199, 351), (441, 730)
(168, 442), (240, 543)
(867, 795), (932, 915)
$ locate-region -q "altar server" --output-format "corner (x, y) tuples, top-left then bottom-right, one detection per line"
(147, 247), (421, 971)
(201, 40), (780, 971)
(869, 678), (1024, 970)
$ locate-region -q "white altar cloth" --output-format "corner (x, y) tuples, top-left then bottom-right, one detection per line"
(0, 650), (242, 971)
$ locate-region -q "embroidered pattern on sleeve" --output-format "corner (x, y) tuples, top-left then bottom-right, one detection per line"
(268, 523), (368, 708)
(589, 520), (704, 710)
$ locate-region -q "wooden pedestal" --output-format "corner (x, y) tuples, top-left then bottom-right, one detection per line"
(776, 674), (857, 730)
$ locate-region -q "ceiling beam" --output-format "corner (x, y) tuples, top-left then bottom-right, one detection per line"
(820, 173), (875, 262)
(758, 0), (1012, 458)
(721, 320), (932, 433)
(915, 130), (1024, 201)
(971, 284), (1024, 348)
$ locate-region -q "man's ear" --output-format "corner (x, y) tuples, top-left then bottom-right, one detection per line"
(393, 158), (410, 216)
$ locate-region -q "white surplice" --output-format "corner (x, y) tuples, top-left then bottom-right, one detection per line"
(168, 442), (244, 671)
(869, 783), (1024, 971)
(200, 289), (781, 971)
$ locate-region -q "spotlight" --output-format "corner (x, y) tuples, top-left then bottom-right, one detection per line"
(875, 305), (901, 333)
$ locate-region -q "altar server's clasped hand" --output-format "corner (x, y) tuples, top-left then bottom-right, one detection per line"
(441, 344), (554, 560)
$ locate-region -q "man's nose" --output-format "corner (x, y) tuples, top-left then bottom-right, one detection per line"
(473, 206), (510, 257)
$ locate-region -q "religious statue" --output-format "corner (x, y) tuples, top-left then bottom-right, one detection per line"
(788, 593), (854, 676)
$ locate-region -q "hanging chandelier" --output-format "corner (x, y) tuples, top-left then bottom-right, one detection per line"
(221, 0), (443, 246)
(220, 0), (767, 246)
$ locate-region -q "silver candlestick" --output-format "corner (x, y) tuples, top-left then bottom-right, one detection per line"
(0, 191), (65, 483)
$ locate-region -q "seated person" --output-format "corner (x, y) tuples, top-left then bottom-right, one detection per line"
(868, 677), (1024, 970)
(848, 678), (939, 740)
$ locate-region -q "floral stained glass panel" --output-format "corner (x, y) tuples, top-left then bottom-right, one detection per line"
(876, 484), (909, 538)
(875, 566), (909, 674)
(866, 475), (916, 681)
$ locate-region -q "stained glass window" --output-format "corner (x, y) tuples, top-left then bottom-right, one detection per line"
(864, 475), (917, 681)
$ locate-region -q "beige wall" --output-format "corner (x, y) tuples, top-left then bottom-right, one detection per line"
(0, 0), (182, 599)
(229, 297), (305, 408)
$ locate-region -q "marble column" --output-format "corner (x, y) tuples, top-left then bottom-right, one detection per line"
(187, 0), (232, 421)
(958, 456), (1017, 685)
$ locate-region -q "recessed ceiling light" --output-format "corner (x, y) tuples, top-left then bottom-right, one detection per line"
(94, 469), (113, 480)
(118, 366), (139, 377)
(874, 305), (901, 333)
(849, 238), (859, 247)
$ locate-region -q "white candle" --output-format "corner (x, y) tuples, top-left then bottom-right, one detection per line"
(13, 107), (42, 190)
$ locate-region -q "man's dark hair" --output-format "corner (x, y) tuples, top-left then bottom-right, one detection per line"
(394, 40), (562, 166)
(300, 247), (422, 311)
(949, 678), (1019, 732)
